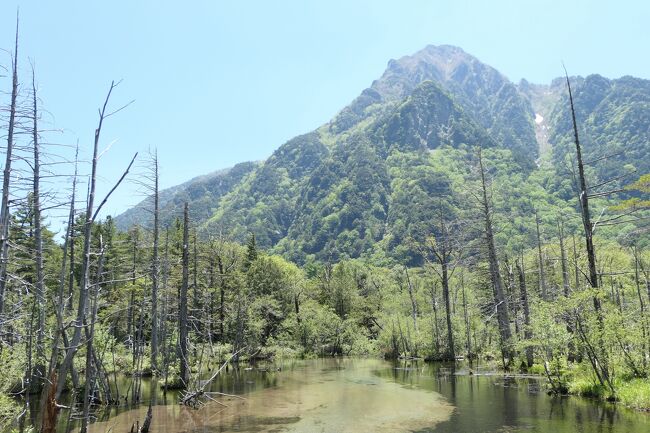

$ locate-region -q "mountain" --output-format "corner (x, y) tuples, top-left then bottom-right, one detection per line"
(332, 45), (537, 166)
(546, 74), (650, 184)
(115, 161), (258, 230)
(114, 45), (650, 263)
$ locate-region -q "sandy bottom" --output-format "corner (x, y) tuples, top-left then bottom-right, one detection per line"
(84, 360), (453, 433)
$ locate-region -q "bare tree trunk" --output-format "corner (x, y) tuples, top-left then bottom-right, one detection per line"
(30, 66), (46, 388)
(207, 251), (216, 342)
(233, 291), (245, 361)
(505, 258), (520, 338)
(557, 219), (577, 360)
(67, 207), (76, 312)
(179, 202), (190, 387)
(566, 75), (598, 293)
(477, 147), (512, 364)
(51, 82), (137, 410)
(162, 228), (171, 391)
(441, 260), (455, 360)
(557, 217), (570, 296)
(566, 73), (612, 392)
(22, 300), (35, 427)
(516, 258), (533, 368)
(0, 16), (19, 326)
(633, 246), (648, 371)
(54, 84), (114, 401)
(460, 273), (472, 358)
(535, 210), (547, 300)
(150, 151), (160, 372)
(430, 282), (440, 356)
(404, 267), (418, 333)
(192, 229), (199, 334)
(424, 208), (461, 361)
(81, 240), (106, 433)
(218, 255), (225, 343)
(127, 229), (138, 345)
(38, 148), (78, 430)
(572, 234), (580, 290)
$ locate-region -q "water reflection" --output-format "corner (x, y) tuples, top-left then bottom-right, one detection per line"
(81, 358), (452, 433)
(16, 358), (650, 433)
(382, 360), (649, 433)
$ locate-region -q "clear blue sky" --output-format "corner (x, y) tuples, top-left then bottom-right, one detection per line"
(1, 0), (649, 226)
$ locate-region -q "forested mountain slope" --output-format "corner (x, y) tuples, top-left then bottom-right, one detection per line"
(115, 45), (650, 264)
(547, 74), (650, 183)
(115, 161), (258, 229)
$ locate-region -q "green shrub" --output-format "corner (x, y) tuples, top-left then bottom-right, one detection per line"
(0, 393), (20, 431)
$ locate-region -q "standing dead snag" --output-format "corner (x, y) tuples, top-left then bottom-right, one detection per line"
(179, 202), (190, 388)
(565, 72), (614, 393)
(460, 272), (472, 358)
(30, 63), (47, 390)
(39, 146), (78, 431)
(516, 257), (533, 368)
(420, 205), (465, 361)
(566, 73), (598, 293)
(557, 216), (570, 297)
(150, 149), (160, 373)
(476, 147), (513, 367)
(81, 237), (106, 433)
(38, 81), (137, 433)
(404, 267), (418, 333)
(41, 371), (59, 433)
(0, 14), (19, 327)
(535, 210), (547, 300)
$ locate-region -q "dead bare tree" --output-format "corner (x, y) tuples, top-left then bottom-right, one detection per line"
(0, 15), (20, 329)
(403, 267), (418, 333)
(557, 215), (570, 296)
(38, 146), (78, 430)
(460, 271), (472, 358)
(29, 64), (46, 390)
(565, 71), (613, 394)
(40, 81), (137, 433)
(179, 202), (190, 387)
(419, 205), (466, 361)
(516, 256), (533, 368)
(566, 74), (597, 290)
(476, 147), (513, 367)
(150, 149), (160, 372)
(535, 210), (547, 300)
(80, 237), (106, 433)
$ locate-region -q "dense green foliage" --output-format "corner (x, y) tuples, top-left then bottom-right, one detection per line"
(549, 74), (650, 189)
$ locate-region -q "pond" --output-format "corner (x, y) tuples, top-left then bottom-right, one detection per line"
(32, 358), (650, 433)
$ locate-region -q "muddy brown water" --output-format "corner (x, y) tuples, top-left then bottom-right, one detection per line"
(19, 358), (650, 432)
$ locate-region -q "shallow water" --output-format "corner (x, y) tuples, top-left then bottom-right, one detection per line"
(30, 358), (650, 433)
(82, 358), (452, 433)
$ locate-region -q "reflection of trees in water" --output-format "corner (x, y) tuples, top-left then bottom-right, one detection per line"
(67, 359), (648, 433)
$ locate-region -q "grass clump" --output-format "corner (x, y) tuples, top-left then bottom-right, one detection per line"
(616, 379), (650, 411)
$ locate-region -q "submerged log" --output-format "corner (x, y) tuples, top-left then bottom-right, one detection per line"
(129, 405), (152, 433)
(181, 349), (246, 408)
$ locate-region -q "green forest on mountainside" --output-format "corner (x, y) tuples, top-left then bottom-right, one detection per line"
(1, 37), (650, 433)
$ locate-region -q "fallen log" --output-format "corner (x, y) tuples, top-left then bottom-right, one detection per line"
(181, 348), (247, 408)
